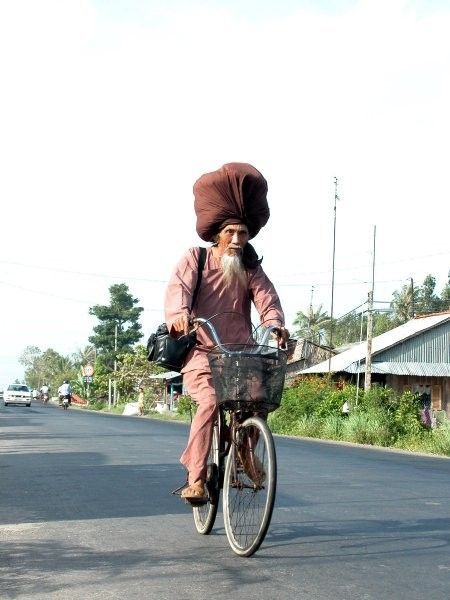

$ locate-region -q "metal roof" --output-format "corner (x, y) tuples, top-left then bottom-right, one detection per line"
(300, 312), (450, 375)
(345, 362), (450, 376)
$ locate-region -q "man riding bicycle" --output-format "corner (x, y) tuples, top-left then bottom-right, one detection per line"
(165, 163), (289, 504)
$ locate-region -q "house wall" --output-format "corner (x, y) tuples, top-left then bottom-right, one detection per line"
(386, 374), (450, 416)
(288, 339), (334, 372)
(377, 322), (450, 362)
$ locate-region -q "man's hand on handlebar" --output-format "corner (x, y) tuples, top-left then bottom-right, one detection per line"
(172, 314), (190, 336)
(271, 326), (290, 349)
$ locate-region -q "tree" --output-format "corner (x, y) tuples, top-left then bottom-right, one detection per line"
(331, 311), (362, 347)
(441, 270), (450, 310)
(390, 283), (416, 325)
(416, 275), (442, 314)
(372, 311), (394, 336)
(19, 345), (42, 370)
(20, 347), (76, 392)
(293, 304), (331, 344)
(115, 345), (164, 403)
(19, 346), (43, 389)
(72, 345), (96, 368)
(89, 283), (144, 371)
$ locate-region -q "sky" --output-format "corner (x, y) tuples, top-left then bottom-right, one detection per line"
(1, 0), (449, 388)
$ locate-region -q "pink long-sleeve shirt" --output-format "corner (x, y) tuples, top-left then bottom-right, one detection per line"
(164, 246), (285, 373)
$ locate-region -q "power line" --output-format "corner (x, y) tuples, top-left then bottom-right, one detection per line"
(1, 247), (449, 282)
(0, 279), (163, 311)
(277, 278), (405, 288)
(0, 260), (167, 283)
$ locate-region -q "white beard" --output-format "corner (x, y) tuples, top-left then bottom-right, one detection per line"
(221, 253), (247, 288)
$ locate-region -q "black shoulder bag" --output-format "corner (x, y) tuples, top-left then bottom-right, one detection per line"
(146, 247), (206, 372)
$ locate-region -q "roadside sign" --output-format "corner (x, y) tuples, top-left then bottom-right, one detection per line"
(83, 376), (93, 384)
(83, 364), (94, 377)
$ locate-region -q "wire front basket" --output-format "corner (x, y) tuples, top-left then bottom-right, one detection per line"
(207, 344), (288, 413)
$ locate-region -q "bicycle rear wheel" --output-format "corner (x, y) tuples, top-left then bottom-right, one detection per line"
(223, 415), (276, 557)
(193, 423), (220, 535)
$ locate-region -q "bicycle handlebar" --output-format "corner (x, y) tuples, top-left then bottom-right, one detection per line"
(192, 317), (283, 354)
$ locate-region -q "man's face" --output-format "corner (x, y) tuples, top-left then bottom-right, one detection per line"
(217, 224), (249, 256)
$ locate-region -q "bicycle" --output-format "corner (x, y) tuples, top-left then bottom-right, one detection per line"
(181, 317), (287, 557)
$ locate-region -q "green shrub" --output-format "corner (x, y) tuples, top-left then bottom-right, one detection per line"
(271, 379), (450, 454)
(177, 395), (197, 417)
(394, 431), (429, 453)
(269, 377), (330, 432)
(430, 422), (450, 455)
(292, 415), (322, 438)
(342, 408), (394, 446)
(316, 387), (356, 418)
(87, 399), (107, 411)
(320, 414), (344, 440)
(394, 425), (450, 456)
(142, 390), (159, 414)
(392, 391), (422, 437)
(358, 385), (396, 412)
(434, 411), (447, 427)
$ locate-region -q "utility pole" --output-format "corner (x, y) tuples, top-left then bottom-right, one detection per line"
(364, 226), (376, 391)
(309, 285), (314, 340)
(410, 277), (415, 319)
(328, 176), (339, 374)
(364, 290), (374, 391)
(113, 323), (118, 406)
(355, 309), (365, 405)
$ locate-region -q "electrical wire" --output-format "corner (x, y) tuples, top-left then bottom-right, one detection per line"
(0, 279), (163, 312)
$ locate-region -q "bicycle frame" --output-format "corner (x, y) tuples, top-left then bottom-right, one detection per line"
(216, 406), (267, 491)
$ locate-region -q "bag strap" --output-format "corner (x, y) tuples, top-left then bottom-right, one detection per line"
(191, 246), (206, 309)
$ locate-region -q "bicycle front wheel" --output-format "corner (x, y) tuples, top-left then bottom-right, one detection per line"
(223, 416), (276, 557)
(193, 423), (220, 535)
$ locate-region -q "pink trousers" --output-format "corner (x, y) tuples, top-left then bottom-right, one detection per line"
(180, 369), (218, 485)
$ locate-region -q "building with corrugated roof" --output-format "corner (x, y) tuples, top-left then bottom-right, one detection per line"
(295, 311), (450, 415)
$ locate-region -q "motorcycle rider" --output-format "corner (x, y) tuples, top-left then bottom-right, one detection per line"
(40, 383), (50, 402)
(58, 380), (72, 406)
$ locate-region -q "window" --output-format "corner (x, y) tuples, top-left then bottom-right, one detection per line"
(8, 384), (29, 392)
(432, 385), (442, 410)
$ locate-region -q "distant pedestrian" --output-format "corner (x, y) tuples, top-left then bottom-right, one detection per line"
(138, 387), (145, 416)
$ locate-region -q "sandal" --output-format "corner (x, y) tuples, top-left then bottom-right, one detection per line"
(180, 480), (208, 505)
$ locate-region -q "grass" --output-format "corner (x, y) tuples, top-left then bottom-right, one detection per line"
(268, 411), (450, 457)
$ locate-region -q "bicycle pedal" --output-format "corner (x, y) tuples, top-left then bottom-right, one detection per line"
(184, 498), (208, 506)
(171, 482), (188, 496)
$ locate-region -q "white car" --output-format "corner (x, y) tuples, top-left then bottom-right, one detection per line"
(4, 384), (32, 407)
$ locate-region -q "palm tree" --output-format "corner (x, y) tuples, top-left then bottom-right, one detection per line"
(293, 304), (330, 344)
(391, 283), (418, 324)
(54, 355), (77, 383)
(72, 345), (96, 368)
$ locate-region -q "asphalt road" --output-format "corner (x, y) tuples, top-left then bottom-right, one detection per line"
(1, 401), (450, 600)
